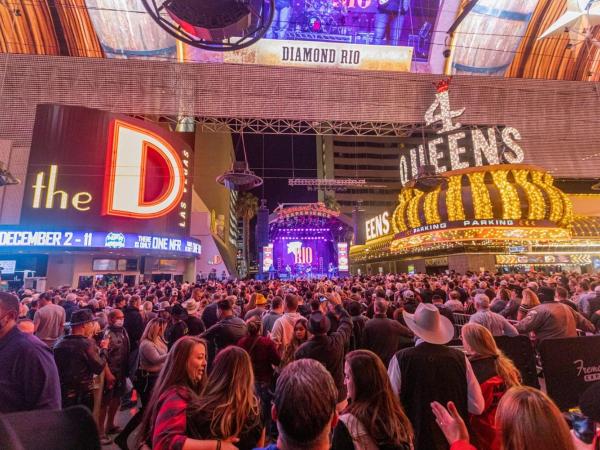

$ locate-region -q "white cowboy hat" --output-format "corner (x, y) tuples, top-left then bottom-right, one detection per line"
(403, 303), (454, 345)
(182, 299), (199, 315)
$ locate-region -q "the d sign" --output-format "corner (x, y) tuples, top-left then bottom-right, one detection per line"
(103, 120), (184, 219)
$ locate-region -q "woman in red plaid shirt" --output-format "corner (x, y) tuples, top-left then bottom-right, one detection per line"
(137, 336), (238, 450)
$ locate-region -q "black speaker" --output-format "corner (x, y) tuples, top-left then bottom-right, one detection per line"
(353, 206), (366, 245)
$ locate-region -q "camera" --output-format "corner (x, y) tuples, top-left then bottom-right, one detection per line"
(442, 48), (451, 58)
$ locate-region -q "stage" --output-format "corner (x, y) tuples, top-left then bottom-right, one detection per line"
(260, 203), (352, 279)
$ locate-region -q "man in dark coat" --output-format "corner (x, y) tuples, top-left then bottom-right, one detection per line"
(201, 298), (247, 367)
(361, 299), (413, 367)
(295, 305), (352, 405)
(54, 309), (108, 410)
(0, 292), (61, 413)
(123, 295), (144, 351)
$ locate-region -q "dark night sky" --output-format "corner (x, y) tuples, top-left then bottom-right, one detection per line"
(233, 133), (318, 211)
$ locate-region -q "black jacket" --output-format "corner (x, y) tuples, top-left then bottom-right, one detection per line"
(361, 314), (413, 367)
(123, 306), (144, 348)
(53, 335), (107, 392)
(105, 326), (130, 379)
(202, 316), (248, 356)
(295, 311), (352, 402)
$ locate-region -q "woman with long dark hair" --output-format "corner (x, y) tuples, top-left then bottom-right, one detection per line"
(137, 336), (238, 450)
(237, 317), (280, 438)
(332, 350), (413, 450)
(187, 346), (264, 450)
(280, 317), (309, 368)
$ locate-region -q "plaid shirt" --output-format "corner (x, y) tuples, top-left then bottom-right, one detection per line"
(152, 386), (193, 450)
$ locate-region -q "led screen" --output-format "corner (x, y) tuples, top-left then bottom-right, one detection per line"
(1, 0), (595, 80)
(20, 104), (193, 236)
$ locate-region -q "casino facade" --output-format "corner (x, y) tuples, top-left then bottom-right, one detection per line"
(0, 0), (599, 284)
(350, 163), (600, 274)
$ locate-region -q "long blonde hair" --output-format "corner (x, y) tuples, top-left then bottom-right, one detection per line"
(496, 386), (575, 450)
(141, 318), (168, 351)
(188, 346), (259, 439)
(462, 323), (521, 388)
(521, 289), (540, 308)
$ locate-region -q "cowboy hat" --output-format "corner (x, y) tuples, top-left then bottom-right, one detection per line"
(67, 309), (98, 327)
(254, 294), (267, 306)
(182, 299), (199, 315)
(402, 303), (454, 345)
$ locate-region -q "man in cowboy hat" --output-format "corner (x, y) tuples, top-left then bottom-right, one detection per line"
(182, 299), (206, 336)
(53, 309), (108, 410)
(244, 293), (268, 321)
(388, 303), (484, 450)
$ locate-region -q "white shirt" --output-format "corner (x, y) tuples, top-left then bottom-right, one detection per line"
(387, 339), (485, 415)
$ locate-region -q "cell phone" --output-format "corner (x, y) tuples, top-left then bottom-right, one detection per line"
(564, 411), (596, 444)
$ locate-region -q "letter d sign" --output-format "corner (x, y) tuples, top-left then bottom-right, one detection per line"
(103, 120), (185, 219)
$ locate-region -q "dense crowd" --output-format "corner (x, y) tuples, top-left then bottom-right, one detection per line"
(2, 270), (600, 450)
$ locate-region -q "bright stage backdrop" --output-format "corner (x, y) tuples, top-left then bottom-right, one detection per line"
(272, 238), (337, 273)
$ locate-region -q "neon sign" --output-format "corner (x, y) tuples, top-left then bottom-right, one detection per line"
(399, 79), (525, 186)
(365, 211), (390, 241)
(103, 119), (186, 222)
(22, 105), (193, 235)
(0, 229), (201, 255)
(32, 165), (92, 211)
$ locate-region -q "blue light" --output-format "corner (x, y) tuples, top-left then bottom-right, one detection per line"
(0, 229), (201, 255)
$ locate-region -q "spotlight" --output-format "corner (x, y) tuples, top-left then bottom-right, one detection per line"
(142, 0), (275, 51)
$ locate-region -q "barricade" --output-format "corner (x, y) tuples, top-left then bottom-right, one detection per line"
(539, 336), (600, 410)
(494, 335), (540, 389)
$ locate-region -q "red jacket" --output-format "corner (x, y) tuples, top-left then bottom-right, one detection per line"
(470, 375), (505, 450)
(451, 441), (477, 450)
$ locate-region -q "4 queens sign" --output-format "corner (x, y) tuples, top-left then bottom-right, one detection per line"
(21, 105), (192, 235)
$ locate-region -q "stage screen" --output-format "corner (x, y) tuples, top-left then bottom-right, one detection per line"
(273, 238), (336, 274)
(263, 244), (274, 272)
(337, 242), (349, 272)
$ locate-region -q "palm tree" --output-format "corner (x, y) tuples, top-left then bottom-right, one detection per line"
(235, 191), (259, 268)
(323, 193), (341, 212)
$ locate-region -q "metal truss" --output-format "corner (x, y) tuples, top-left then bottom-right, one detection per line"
(196, 117), (420, 136)
(129, 115), (421, 137)
(289, 178), (366, 191)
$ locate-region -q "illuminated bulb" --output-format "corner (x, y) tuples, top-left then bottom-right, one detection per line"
(467, 172), (493, 219)
(424, 187), (441, 224)
(446, 174), (465, 221)
(491, 170), (521, 219)
(512, 169), (545, 220)
(533, 171), (562, 223)
(407, 190), (424, 228)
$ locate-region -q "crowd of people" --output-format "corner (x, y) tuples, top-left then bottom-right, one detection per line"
(2, 270), (600, 450)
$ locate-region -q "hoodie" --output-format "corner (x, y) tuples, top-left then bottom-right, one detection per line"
(271, 312), (302, 351)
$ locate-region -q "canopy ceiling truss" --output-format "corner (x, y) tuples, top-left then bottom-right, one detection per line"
(130, 115), (422, 136)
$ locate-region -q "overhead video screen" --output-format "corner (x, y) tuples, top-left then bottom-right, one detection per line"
(2, 0), (597, 80)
